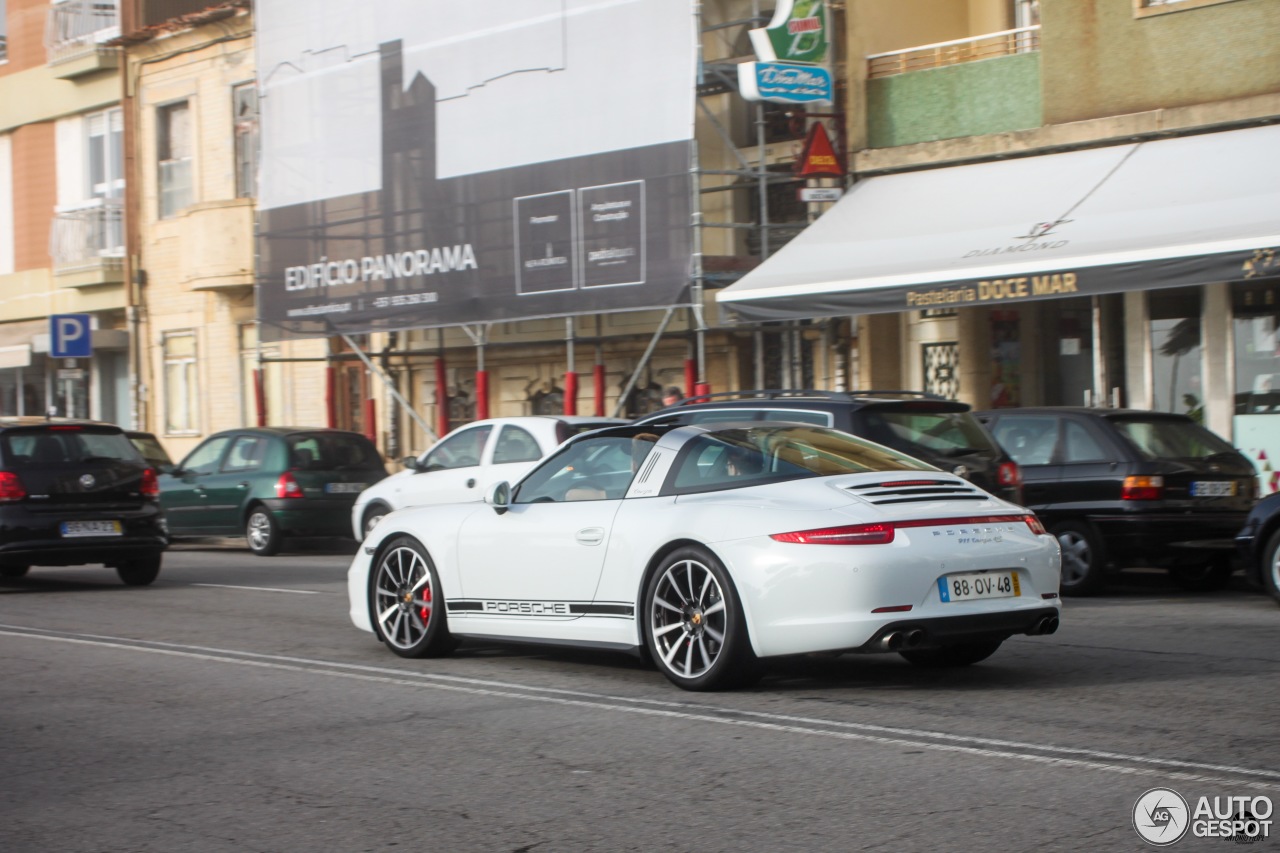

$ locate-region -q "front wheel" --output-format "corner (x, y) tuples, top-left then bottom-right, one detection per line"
(0, 565), (29, 579)
(1259, 530), (1280, 607)
(368, 536), (456, 658)
(644, 546), (756, 691)
(1051, 521), (1106, 596)
(116, 554), (162, 586)
(246, 507), (284, 557)
(899, 639), (1003, 668)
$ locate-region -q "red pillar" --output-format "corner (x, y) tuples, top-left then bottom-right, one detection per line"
(475, 369), (490, 420)
(592, 364), (605, 417)
(563, 371), (578, 416)
(324, 366), (336, 429)
(694, 381), (711, 400)
(683, 359), (696, 399)
(362, 397), (376, 443)
(253, 368), (267, 427)
(435, 357), (450, 437)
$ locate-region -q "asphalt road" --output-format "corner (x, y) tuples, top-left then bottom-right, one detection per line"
(2, 540), (1277, 853)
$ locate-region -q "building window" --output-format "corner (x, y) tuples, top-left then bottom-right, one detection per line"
(1135, 0), (1243, 17)
(922, 342), (960, 400)
(1, 0), (9, 63)
(1150, 288), (1203, 420)
(157, 101), (193, 219)
(163, 332), (199, 434)
(233, 82), (259, 199)
(87, 107), (124, 200)
(1234, 281), (1280, 415)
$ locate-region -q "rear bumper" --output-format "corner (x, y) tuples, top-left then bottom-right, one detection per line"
(1088, 513), (1247, 560)
(854, 607), (1061, 652)
(265, 499), (358, 538)
(0, 503), (168, 566)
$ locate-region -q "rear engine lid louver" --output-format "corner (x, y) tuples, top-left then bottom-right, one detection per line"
(847, 477), (987, 505)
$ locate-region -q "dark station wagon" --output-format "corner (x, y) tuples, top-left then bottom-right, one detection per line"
(0, 418), (168, 585)
(158, 427), (387, 556)
(977, 408), (1257, 595)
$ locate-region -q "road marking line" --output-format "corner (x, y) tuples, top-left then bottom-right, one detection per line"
(191, 583), (320, 595)
(1, 626), (1276, 791)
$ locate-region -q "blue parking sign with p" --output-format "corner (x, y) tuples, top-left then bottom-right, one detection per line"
(50, 314), (92, 358)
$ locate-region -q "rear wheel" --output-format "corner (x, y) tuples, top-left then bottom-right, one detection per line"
(644, 546), (756, 691)
(1169, 557), (1235, 592)
(899, 639), (1003, 668)
(116, 555), (161, 586)
(0, 565), (29, 579)
(1051, 520), (1106, 596)
(1259, 530), (1280, 607)
(368, 536), (456, 658)
(246, 506), (284, 557)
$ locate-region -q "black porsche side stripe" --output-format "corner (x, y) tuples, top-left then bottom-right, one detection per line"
(445, 599), (634, 619)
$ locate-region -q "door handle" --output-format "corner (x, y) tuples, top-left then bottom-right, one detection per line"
(575, 527), (605, 546)
(466, 478), (476, 488)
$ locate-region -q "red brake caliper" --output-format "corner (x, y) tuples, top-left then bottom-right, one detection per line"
(419, 586), (432, 623)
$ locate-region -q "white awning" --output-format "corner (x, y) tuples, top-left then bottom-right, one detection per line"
(717, 124), (1280, 321)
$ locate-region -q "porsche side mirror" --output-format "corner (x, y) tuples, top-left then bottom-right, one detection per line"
(485, 481), (511, 515)
(401, 456), (422, 472)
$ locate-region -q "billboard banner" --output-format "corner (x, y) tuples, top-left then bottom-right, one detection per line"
(255, 0), (697, 339)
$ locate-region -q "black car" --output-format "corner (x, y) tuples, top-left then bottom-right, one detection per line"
(638, 390), (1023, 504)
(977, 408), (1257, 595)
(158, 427), (387, 556)
(0, 418), (168, 585)
(1236, 491), (1280, 606)
(127, 430), (175, 471)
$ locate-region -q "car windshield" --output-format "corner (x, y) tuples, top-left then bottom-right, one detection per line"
(672, 426), (934, 493)
(287, 433), (383, 470)
(2, 428), (142, 468)
(859, 409), (998, 458)
(1110, 417), (1237, 460)
(129, 434), (173, 467)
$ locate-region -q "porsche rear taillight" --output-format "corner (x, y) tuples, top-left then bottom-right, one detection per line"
(0, 471), (26, 502)
(770, 514), (1047, 544)
(276, 471), (304, 499)
(1122, 475), (1164, 501)
(140, 467), (160, 499)
(770, 523), (896, 545)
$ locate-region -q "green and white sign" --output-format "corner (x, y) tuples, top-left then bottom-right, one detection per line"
(748, 0), (829, 66)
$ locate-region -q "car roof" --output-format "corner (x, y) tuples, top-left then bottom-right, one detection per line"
(975, 407), (1196, 421)
(0, 417), (123, 430)
(206, 426), (374, 438)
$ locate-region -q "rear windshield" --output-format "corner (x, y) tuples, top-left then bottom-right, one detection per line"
(129, 434), (173, 467)
(1110, 418), (1237, 460)
(672, 426), (934, 493)
(2, 428), (143, 468)
(858, 409), (999, 458)
(287, 433), (383, 470)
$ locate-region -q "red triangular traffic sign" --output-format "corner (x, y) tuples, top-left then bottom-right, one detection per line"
(797, 122), (843, 178)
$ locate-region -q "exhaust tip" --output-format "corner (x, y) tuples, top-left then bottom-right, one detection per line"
(880, 631), (904, 651)
(1044, 616), (1060, 635)
(904, 628), (926, 648)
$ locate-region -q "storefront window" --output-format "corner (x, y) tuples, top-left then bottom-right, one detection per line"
(0, 365), (49, 417)
(1232, 281), (1280, 495)
(1150, 288), (1202, 421)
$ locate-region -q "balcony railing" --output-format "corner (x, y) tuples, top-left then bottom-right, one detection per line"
(867, 26), (1040, 79)
(50, 199), (124, 271)
(45, 0), (120, 65)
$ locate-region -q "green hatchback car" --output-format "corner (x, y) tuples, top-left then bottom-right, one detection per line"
(158, 428), (387, 556)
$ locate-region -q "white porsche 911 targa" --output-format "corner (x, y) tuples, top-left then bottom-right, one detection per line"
(348, 423), (1062, 690)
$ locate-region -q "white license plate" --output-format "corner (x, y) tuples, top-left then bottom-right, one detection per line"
(60, 520), (122, 538)
(1191, 481), (1236, 497)
(324, 482), (366, 494)
(938, 571), (1020, 603)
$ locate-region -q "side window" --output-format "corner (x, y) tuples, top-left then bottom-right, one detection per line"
(423, 425), (493, 471)
(181, 436), (232, 475)
(1062, 421), (1110, 464)
(492, 425), (542, 464)
(685, 410), (759, 425)
(992, 416), (1060, 466)
(761, 410), (831, 426)
(222, 436), (269, 472)
(515, 435), (656, 503)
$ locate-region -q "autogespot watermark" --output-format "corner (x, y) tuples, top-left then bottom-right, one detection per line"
(1133, 787), (1273, 846)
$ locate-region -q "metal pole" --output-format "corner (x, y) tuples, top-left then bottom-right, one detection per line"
(612, 307), (678, 418)
(339, 333), (435, 441)
(690, 0), (708, 395)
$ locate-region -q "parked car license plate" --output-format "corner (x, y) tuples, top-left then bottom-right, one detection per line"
(60, 520), (122, 538)
(325, 482), (366, 494)
(1190, 481), (1237, 497)
(938, 571), (1019, 603)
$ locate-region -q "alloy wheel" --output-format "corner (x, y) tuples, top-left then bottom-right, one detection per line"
(1058, 531), (1092, 586)
(373, 546), (435, 651)
(649, 558), (727, 679)
(247, 512), (272, 551)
